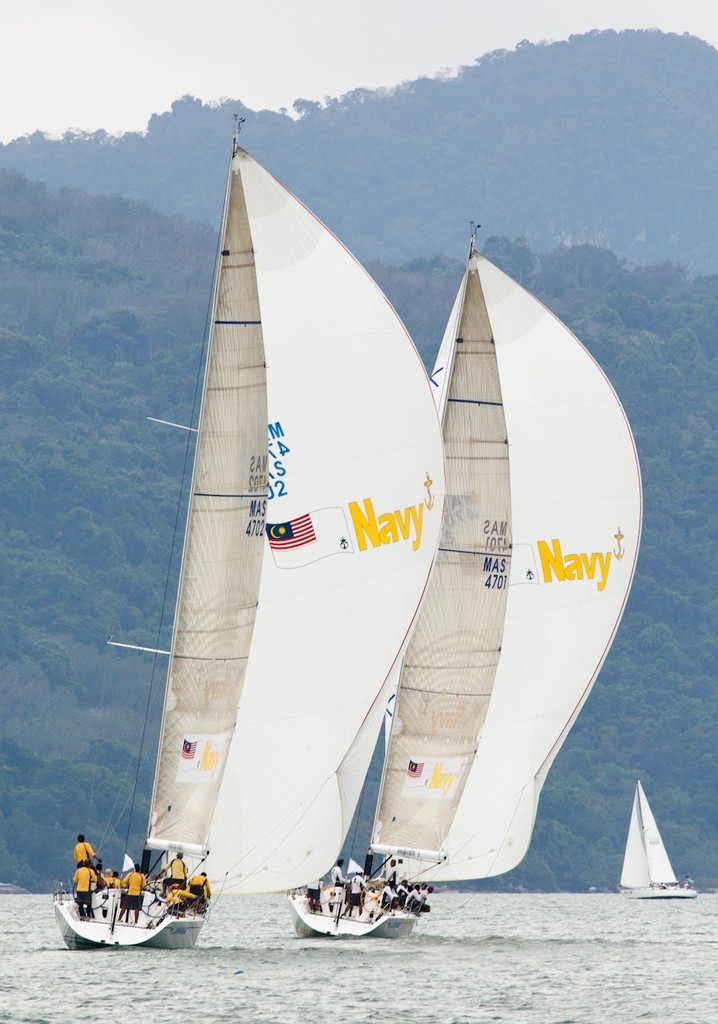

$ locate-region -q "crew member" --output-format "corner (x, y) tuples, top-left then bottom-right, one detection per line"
(74, 834), (96, 865)
(328, 859), (346, 912)
(73, 859), (97, 919)
(345, 869), (367, 918)
(160, 851), (188, 894)
(188, 872), (211, 911)
(119, 863), (146, 924)
(381, 882), (397, 912)
(306, 879), (322, 914)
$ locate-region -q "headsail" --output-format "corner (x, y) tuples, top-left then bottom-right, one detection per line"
(146, 139), (268, 854)
(206, 150), (446, 892)
(371, 258), (511, 860)
(621, 781), (677, 888)
(372, 248), (641, 880)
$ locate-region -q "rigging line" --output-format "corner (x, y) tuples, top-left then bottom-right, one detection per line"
(123, 186), (221, 856)
(100, 729), (150, 852)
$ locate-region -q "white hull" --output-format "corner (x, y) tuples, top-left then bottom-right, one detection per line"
(622, 886), (697, 900)
(288, 893), (418, 939)
(54, 889), (205, 949)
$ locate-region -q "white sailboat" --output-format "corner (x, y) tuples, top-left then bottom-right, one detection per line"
(290, 234), (643, 937)
(620, 781), (697, 899)
(55, 131), (446, 948)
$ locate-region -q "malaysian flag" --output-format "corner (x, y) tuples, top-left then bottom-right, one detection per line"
(267, 513), (317, 551)
(407, 760), (424, 779)
(182, 739), (197, 760)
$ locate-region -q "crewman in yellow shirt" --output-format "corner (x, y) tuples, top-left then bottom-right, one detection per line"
(159, 851), (188, 894)
(119, 864), (147, 924)
(188, 872), (211, 910)
(73, 834), (96, 865)
(73, 860), (97, 919)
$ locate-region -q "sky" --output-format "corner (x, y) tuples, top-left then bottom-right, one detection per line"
(1, 0), (717, 144)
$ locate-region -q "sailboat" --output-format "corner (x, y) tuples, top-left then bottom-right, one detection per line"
(54, 131), (445, 949)
(289, 234), (642, 937)
(620, 781), (697, 899)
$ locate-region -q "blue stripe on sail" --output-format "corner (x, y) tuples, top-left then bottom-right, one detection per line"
(214, 320), (262, 325)
(447, 398), (504, 407)
(439, 547), (512, 558)
(194, 492), (269, 499)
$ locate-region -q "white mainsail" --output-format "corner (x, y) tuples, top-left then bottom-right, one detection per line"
(621, 781), (677, 888)
(371, 246), (642, 881)
(146, 141), (268, 856)
(206, 151), (446, 892)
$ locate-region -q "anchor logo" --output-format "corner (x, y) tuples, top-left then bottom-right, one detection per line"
(424, 472), (435, 511)
(613, 527), (625, 561)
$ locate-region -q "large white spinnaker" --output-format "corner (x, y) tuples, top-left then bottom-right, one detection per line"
(207, 150), (445, 893)
(146, 142), (268, 856)
(373, 249), (642, 881)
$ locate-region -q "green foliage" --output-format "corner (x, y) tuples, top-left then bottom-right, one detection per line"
(0, 173), (717, 894)
(1, 31), (718, 272)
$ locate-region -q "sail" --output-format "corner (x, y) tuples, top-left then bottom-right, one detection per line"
(146, 145), (269, 853)
(621, 781), (677, 887)
(620, 783), (650, 888)
(375, 250), (642, 880)
(206, 150), (445, 892)
(371, 265), (511, 859)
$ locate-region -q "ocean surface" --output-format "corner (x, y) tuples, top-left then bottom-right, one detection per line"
(1, 891), (714, 1024)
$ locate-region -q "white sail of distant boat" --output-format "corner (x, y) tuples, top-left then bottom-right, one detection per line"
(620, 781), (696, 899)
(289, 234), (643, 937)
(54, 133), (445, 949)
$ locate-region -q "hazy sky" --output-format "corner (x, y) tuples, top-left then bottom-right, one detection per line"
(1, 0), (717, 143)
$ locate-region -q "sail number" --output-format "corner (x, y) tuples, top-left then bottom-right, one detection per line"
(483, 556), (508, 589)
(246, 498), (266, 537)
(484, 518), (510, 552)
(267, 420), (291, 500)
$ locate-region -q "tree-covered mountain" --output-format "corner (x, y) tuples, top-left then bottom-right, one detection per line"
(0, 172), (716, 892)
(1, 30), (718, 273)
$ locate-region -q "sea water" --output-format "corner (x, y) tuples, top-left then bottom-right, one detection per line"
(0, 892), (714, 1023)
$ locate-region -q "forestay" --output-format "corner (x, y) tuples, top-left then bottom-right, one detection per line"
(207, 150), (446, 892)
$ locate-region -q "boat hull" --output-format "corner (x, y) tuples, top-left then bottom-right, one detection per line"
(622, 887), (697, 900)
(54, 890), (205, 949)
(288, 893), (417, 939)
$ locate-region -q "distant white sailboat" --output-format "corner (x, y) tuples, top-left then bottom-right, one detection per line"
(620, 781), (697, 899)
(55, 130), (446, 949)
(290, 233), (643, 937)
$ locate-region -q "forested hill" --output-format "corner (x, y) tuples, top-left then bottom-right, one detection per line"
(1, 30), (718, 273)
(0, 173), (717, 891)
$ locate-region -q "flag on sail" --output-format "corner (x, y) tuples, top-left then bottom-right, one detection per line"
(266, 507), (354, 569)
(175, 731), (232, 784)
(402, 757), (464, 800)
